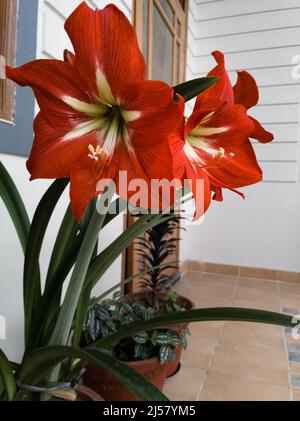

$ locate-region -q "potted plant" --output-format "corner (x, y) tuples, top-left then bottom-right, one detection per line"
(81, 296), (189, 400)
(134, 213), (194, 376)
(0, 2), (293, 403)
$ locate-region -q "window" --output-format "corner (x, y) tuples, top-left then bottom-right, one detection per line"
(0, 0), (17, 122)
(135, 0), (188, 85)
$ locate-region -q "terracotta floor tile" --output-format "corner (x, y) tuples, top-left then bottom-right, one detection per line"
(233, 285), (279, 306)
(279, 283), (300, 301)
(232, 299), (281, 312)
(190, 297), (232, 308)
(189, 283), (235, 301)
(290, 361), (300, 375)
(221, 321), (285, 350)
(187, 271), (238, 287)
(199, 370), (290, 401)
(293, 389), (300, 401)
(210, 339), (289, 386)
(280, 299), (300, 313)
(163, 365), (206, 401)
(170, 272), (294, 400)
(239, 267), (278, 281)
(279, 282), (300, 295)
(189, 320), (224, 337)
(237, 277), (278, 291)
(181, 331), (219, 369)
(203, 262), (239, 276)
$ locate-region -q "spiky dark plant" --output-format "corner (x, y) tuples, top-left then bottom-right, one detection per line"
(136, 214), (182, 308)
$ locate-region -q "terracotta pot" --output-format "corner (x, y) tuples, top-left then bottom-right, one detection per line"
(83, 357), (167, 401)
(121, 291), (195, 378)
(75, 385), (104, 401)
(165, 295), (195, 377)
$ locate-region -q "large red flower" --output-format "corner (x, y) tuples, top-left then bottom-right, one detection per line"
(171, 51), (273, 218)
(196, 51), (273, 143)
(6, 2), (183, 220)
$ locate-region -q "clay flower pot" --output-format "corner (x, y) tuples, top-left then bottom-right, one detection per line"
(121, 291), (195, 378)
(83, 357), (167, 401)
(165, 295), (195, 377)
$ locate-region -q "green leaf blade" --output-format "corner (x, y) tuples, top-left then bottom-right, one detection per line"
(91, 307), (294, 349)
(0, 161), (30, 253)
(17, 346), (169, 402)
(0, 349), (17, 401)
(45, 204), (79, 289)
(24, 179), (69, 352)
(173, 76), (218, 102)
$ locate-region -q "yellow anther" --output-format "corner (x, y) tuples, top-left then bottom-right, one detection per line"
(88, 144), (95, 155)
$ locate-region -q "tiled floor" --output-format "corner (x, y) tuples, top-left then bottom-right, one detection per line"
(163, 270), (300, 401)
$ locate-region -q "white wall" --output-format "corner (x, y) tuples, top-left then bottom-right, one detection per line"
(182, 0), (300, 272)
(0, 0), (132, 361)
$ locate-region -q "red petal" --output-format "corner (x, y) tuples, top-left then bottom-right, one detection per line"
(194, 51), (234, 110)
(65, 2), (146, 99)
(206, 140), (262, 189)
(70, 162), (99, 222)
(185, 162), (211, 220)
(211, 184), (223, 201)
(186, 100), (254, 149)
(250, 117), (274, 143)
(168, 120), (186, 180)
(233, 71), (259, 109)
(27, 112), (97, 180)
(6, 60), (89, 129)
(64, 49), (75, 65)
(123, 80), (185, 150)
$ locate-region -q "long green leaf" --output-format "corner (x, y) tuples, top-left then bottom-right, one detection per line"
(0, 161), (30, 252)
(24, 179), (69, 352)
(0, 349), (17, 401)
(50, 189), (114, 348)
(90, 307), (294, 349)
(28, 234), (83, 350)
(45, 204), (79, 289)
(72, 214), (175, 346)
(17, 346), (168, 401)
(30, 199), (122, 350)
(173, 76), (218, 102)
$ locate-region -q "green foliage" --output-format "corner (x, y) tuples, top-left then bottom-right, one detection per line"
(82, 295), (188, 364)
(0, 162), (297, 401)
(173, 77), (218, 102)
(137, 213), (182, 295)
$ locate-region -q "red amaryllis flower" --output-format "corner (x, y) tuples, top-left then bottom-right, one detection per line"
(172, 51), (273, 218)
(195, 51), (273, 144)
(6, 2), (183, 220)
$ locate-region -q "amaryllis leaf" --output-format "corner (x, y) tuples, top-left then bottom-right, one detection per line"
(16, 346), (168, 402)
(0, 161), (30, 253)
(72, 214), (175, 347)
(45, 204), (79, 290)
(24, 179), (69, 352)
(0, 349), (17, 401)
(90, 307), (294, 349)
(173, 76), (218, 102)
(50, 204), (112, 349)
(30, 198), (124, 350)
